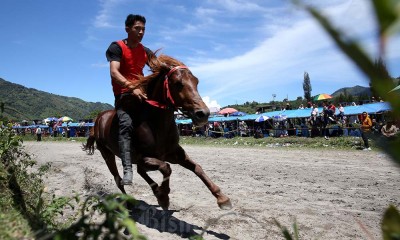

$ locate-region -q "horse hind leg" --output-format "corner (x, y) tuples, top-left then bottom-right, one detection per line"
(82, 135), (95, 155)
(176, 147), (232, 210)
(97, 144), (126, 194)
(137, 158), (171, 210)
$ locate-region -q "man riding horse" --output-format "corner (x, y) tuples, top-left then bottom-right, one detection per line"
(88, 14), (232, 210)
(105, 14), (154, 185)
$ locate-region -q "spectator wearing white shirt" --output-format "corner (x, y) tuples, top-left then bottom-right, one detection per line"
(381, 121), (398, 140)
(338, 103), (345, 121)
(35, 127), (42, 141)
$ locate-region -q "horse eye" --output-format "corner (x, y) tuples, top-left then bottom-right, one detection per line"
(174, 81), (184, 90)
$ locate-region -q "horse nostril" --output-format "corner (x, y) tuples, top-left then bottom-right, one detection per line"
(195, 110), (209, 119)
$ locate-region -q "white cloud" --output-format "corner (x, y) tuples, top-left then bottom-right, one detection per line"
(82, 0), (399, 106)
(209, 0), (267, 13)
(93, 0), (126, 28)
(202, 96), (221, 109)
(187, 0), (383, 105)
(195, 7), (220, 17)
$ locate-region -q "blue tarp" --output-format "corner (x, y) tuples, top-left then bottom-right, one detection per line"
(175, 119), (193, 124)
(11, 102), (392, 128)
(176, 102), (392, 124)
(12, 123), (94, 129)
(343, 102), (391, 115)
(59, 122), (94, 127)
(12, 125), (49, 129)
(230, 111), (247, 116)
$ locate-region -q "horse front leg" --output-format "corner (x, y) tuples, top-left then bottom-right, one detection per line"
(175, 147), (232, 210)
(137, 157), (172, 210)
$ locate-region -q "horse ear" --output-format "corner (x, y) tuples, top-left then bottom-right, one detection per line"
(156, 56), (170, 72)
(147, 51), (170, 72)
(149, 58), (169, 73)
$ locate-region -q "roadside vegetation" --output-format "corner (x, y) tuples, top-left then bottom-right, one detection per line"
(0, 124), (147, 240)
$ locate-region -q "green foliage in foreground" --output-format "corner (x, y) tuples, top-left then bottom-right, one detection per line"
(382, 205), (400, 240)
(1, 123), (48, 239)
(49, 194), (147, 240)
(281, 0), (400, 239)
(0, 124), (149, 239)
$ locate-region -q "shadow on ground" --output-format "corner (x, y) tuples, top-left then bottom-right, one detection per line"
(129, 200), (230, 239)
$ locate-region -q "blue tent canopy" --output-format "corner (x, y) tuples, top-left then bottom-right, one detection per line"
(175, 119), (192, 124)
(59, 122), (94, 127)
(12, 125), (49, 129)
(230, 111), (247, 116)
(342, 102), (391, 115)
(175, 102), (392, 124)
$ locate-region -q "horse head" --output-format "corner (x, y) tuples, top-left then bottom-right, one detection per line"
(143, 54), (210, 126)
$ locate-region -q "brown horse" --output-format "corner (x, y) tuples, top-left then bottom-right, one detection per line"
(83, 54), (232, 210)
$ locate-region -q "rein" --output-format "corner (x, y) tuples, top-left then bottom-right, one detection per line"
(146, 65), (188, 110)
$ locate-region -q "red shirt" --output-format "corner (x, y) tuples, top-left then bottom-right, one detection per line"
(329, 104), (336, 113)
(112, 41), (148, 96)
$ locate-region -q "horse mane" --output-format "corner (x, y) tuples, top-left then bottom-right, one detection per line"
(137, 53), (186, 88)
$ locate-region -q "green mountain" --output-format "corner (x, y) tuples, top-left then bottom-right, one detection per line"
(0, 78), (113, 121)
(331, 85), (371, 97)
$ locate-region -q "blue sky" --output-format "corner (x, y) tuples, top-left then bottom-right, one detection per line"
(1, 0), (399, 110)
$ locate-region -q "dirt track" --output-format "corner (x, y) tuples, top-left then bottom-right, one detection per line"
(23, 141), (400, 239)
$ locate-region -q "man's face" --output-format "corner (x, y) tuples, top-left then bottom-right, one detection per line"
(127, 21), (145, 42)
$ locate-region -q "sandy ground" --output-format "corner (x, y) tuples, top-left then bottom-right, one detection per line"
(23, 141), (400, 240)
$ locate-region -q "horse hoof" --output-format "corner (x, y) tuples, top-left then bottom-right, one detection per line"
(218, 198), (233, 210)
(160, 204), (169, 211)
(158, 202), (169, 210)
(157, 195), (170, 210)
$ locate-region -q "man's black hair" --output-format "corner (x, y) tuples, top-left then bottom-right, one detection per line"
(125, 14), (146, 27)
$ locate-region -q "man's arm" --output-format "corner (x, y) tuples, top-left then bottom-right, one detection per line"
(109, 61), (137, 89)
(109, 61), (147, 100)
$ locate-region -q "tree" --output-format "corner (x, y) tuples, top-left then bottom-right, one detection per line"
(0, 101), (7, 123)
(337, 93), (345, 103)
(85, 110), (102, 120)
(347, 94), (354, 104)
(303, 72), (312, 102)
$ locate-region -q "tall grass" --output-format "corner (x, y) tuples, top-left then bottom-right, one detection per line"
(0, 123), (148, 239)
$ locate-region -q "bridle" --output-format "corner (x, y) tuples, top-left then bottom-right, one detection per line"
(146, 65), (188, 110)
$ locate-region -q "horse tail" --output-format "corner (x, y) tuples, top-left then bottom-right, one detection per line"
(82, 127), (96, 155)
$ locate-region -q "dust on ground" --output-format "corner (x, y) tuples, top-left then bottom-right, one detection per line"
(23, 141), (400, 239)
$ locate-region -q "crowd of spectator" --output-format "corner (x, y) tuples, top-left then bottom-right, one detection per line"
(10, 119), (91, 140)
(177, 100), (398, 144)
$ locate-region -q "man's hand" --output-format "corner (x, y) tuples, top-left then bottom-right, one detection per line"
(125, 82), (147, 101)
(132, 87), (147, 101)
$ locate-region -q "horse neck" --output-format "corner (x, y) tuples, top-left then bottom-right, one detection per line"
(147, 73), (165, 101)
(147, 76), (175, 120)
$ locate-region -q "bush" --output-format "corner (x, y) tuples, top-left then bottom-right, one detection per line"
(0, 123), (148, 239)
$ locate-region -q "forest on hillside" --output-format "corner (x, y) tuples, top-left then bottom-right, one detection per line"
(0, 78), (113, 121)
